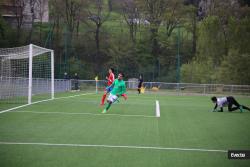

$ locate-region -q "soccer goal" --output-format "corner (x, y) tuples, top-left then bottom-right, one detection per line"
(0, 44), (54, 112)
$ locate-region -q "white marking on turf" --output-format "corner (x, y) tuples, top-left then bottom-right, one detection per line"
(11, 111), (155, 118)
(0, 141), (227, 153)
(54, 93), (95, 100)
(0, 93), (95, 114)
(0, 104), (31, 114)
(156, 100), (160, 118)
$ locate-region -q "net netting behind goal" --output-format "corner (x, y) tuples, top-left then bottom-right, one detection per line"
(0, 44), (54, 112)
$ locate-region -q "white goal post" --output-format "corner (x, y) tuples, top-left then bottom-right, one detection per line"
(0, 44), (54, 111)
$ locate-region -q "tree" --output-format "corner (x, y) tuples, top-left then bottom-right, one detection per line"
(26, 0), (36, 43)
(181, 0), (250, 84)
(135, 0), (184, 79)
(181, 58), (215, 83)
(36, 0), (49, 43)
(228, 14), (250, 54)
(136, 0), (166, 57)
(87, 0), (110, 52)
(183, 2), (199, 54)
(122, 0), (140, 43)
(10, 0), (26, 44)
(49, 0), (88, 75)
(26, 0), (48, 44)
(0, 17), (6, 39)
(198, 0), (242, 56)
(64, 0), (85, 45)
(108, 0), (113, 11)
(86, 0), (110, 72)
(162, 0), (184, 38)
(196, 16), (225, 66)
(218, 50), (250, 85)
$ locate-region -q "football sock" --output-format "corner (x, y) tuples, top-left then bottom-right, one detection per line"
(239, 106), (243, 112)
(105, 103), (112, 110)
(101, 94), (106, 104)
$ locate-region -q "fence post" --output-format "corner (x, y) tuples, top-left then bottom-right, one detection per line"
(230, 85), (233, 94)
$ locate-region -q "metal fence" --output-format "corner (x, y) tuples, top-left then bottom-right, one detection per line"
(82, 80), (250, 96)
(1, 78), (250, 99)
(125, 81), (250, 96)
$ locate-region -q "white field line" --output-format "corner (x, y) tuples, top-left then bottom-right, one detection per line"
(0, 93), (95, 114)
(156, 100), (160, 118)
(54, 93), (95, 100)
(122, 95), (158, 100)
(0, 141), (227, 153)
(56, 98), (155, 106)
(11, 111), (155, 118)
(0, 103), (32, 114)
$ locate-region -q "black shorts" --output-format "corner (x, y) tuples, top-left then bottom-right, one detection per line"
(226, 96), (240, 107)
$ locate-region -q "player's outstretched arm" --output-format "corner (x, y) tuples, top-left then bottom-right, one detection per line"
(212, 104), (218, 112)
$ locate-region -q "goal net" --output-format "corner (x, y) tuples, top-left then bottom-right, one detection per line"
(0, 44), (54, 112)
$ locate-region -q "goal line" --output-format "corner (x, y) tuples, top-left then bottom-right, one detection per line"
(0, 93), (95, 114)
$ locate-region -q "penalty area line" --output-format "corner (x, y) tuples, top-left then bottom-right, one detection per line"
(0, 141), (227, 153)
(11, 111), (155, 118)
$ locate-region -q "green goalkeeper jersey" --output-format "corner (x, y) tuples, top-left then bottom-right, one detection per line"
(110, 79), (126, 96)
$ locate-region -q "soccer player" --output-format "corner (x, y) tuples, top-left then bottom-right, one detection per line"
(102, 73), (126, 113)
(211, 96), (250, 112)
(100, 68), (115, 105)
(137, 74), (143, 94)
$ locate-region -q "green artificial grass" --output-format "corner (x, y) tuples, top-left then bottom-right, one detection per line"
(0, 92), (249, 167)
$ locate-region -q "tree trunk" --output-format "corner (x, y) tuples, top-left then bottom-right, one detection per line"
(95, 24), (100, 52)
(192, 11), (197, 54)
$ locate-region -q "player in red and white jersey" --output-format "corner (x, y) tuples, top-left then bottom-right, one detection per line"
(100, 68), (115, 105)
(107, 68), (115, 87)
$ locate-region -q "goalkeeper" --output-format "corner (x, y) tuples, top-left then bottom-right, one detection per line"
(102, 73), (126, 113)
(211, 96), (250, 112)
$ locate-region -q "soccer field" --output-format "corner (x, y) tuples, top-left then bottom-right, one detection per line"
(0, 92), (250, 167)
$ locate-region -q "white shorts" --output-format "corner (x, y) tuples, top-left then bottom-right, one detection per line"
(107, 94), (118, 103)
